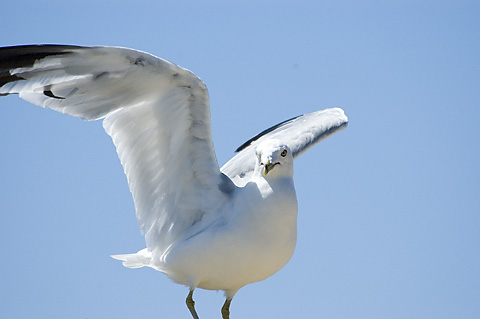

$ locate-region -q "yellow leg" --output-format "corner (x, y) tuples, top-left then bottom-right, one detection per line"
(221, 298), (232, 319)
(186, 290), (200, 319)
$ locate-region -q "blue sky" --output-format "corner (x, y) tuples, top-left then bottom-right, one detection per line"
(1, 1), (479, 318)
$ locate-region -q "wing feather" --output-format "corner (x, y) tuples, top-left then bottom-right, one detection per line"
(0, 45), (227, 251)
(221, 108), (348, 186)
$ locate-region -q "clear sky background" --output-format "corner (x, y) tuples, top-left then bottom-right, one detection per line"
(1, 1), (479, 319)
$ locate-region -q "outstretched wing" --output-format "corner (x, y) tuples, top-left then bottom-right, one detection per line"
(221, 108), (348, 186)
(0, 45), (228, 251)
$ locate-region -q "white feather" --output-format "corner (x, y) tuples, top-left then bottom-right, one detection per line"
(0, 44), (348, 314)
(1, 46), (228, 253)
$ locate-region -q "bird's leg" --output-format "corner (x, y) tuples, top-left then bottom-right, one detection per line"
(186, 290), (200, 319)
(221, 298), (232, 319)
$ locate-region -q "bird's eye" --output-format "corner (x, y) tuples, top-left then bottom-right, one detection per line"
(281, 150), (287, 157)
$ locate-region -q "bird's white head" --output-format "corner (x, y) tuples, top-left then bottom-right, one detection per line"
(254, 139), (293, 178)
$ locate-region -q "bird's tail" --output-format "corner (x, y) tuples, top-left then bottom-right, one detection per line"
(111, 248), (152, 268)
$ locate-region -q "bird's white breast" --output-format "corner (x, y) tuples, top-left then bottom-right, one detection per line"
(160, 175), (298, 294)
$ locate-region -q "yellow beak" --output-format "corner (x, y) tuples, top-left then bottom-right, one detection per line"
(263, 161), (278, 176)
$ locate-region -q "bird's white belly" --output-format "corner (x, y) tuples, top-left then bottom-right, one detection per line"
(165, 220), (297, 292)
(162, 179), (298, 293)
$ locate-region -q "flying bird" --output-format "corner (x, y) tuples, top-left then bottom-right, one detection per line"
(0, 45), (348, 319)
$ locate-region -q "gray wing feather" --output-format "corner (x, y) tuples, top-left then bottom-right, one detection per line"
(1, 45), (227, 252)
(221, 108), (348, 186)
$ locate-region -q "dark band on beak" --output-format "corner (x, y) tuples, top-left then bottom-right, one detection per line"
(263, 162), (278, 176)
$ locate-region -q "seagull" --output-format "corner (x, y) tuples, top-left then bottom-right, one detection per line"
(0, 45), (348, 319)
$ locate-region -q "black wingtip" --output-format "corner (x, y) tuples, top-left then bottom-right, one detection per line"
(43, 89), (65, 99)
(0, 45), (84, 95)
(234, 115), (301, 152)
(0, 44), (82, 70)
(0, 73), (24, 91)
